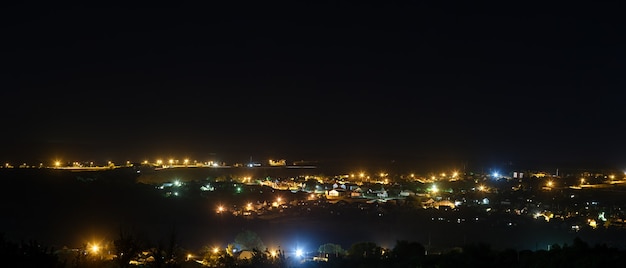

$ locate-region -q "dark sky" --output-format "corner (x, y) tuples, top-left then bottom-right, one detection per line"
(2, 2), (624, 170)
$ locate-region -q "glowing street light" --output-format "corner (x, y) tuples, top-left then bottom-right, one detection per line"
(89, 243), (100, 254)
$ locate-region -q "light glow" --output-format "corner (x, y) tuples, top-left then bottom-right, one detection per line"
(89, 244), (100, 254)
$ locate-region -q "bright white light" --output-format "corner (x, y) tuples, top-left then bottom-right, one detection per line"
(430, 184), (439, 193)
(492, 172), (499, 178)
(599, 212), (607, 222)
(295, 249), (303, 258)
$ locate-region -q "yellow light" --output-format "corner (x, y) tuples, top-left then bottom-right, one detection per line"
(271, 250), (277, 257)
(90, 244), (100, 254)
(184, 159), (189, 164)
(157, 159), (162, 165)
(54, 161), (60, 167)
(217, 206), (224, 213)
(276, 197), (282, 203)
(547, 181), (553, 187)
(213, 247), (219, 254)
(169, 159), (174, 164)
(359, 173), (365, 178)
(452, 172), (458, 178)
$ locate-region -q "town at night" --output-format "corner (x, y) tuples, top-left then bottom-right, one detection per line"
(2, 1), (623, 267)
(3, 158), (626, 267)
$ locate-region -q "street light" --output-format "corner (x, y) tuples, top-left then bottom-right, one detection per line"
(89, 243), (100, 254)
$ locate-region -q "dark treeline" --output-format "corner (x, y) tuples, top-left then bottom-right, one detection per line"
(2, 233), (625, 268)
(303, 238), (626, 268)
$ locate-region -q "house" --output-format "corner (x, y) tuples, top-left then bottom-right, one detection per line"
(399, 190), (415, 197)
(326, 189), (347, 199)
(350, 189), (363, 198)
(237, 250), (254, 260)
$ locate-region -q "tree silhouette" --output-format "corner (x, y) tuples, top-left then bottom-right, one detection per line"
(318, 243), (345, 258)
(234, 230), (265, 251)
(113, 229), (139, 268)
(390, 240), (424, 267)
(0, 235), (64, 268)
(346, 241), (383, 267)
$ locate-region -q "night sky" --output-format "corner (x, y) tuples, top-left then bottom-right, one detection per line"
(2, 2), (624, 170)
